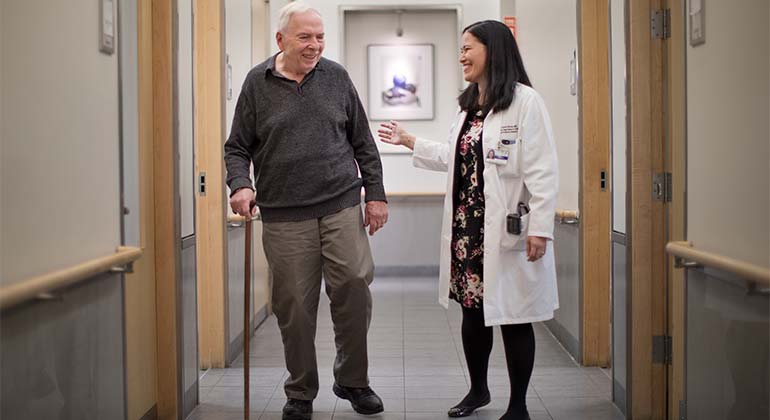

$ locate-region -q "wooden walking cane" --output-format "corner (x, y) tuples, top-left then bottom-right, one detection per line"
(244, 215), (252, 419)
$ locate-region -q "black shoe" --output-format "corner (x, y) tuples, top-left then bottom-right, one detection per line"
(332, 383), (384, 415)
(282, 398), (312, 420)
(447, 392), (491, 417)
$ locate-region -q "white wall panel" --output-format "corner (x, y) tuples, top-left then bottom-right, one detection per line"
(1, 0), (121, 284)
(516, 0), (579, 211)
(686, 0), (769, 267)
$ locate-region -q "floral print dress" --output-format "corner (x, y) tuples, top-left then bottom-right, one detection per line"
(449, 111), (486, 308)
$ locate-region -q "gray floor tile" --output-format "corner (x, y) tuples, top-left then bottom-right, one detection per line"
(185, 276), (622, 420)
(334, 398), (405, 414)
(404, 413), (470, 420)
(370, 376), (405, 387)
(531, 373), (605, 398)
(186, 409), (261, 420)
(264, 396), (337, 413)
(333, 412), (405, 420)
(200, 371), (225, 387)
(405, 397), (463, 412)
(541, 397), (624, 420)
(259, 413), (332, 420)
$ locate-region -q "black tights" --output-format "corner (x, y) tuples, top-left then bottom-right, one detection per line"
(459, 305), (535, 420)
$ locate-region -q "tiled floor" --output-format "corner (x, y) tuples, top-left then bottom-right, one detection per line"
(188, 276), (624, 420)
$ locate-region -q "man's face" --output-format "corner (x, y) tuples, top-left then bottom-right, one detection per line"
(277, 11), (325, 75)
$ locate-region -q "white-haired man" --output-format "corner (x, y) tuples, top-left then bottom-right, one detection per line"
(224, 2), (387, 420)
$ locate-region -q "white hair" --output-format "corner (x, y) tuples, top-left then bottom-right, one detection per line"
(278, 2), (322, 33)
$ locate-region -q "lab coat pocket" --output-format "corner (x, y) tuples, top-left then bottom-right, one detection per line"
(496, 138), (521, 178)
(500, 213), (529, 251)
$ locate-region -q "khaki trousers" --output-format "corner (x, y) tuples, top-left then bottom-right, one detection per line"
(262, 205), (374, 400)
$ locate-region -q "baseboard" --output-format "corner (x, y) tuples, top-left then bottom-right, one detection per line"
(613, 379), (627, 415)
(543, 318), (581, 362)
(374, 265), (439, 277)
(183, 383), (198, 419)
(227, 304), (270, 365)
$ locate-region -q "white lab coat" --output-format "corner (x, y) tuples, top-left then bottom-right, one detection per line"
(412, 84), (559, 326)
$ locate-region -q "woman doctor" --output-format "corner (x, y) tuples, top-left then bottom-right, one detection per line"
(377, 20), (559, 420)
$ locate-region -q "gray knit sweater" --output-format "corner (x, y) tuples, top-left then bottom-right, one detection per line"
(224, 55), (386, 222)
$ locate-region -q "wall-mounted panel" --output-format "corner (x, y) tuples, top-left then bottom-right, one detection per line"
(686, 0), (769, 267)
(227, 225), (247, 363)
(612, 236), (627, 415)
(1, 0), (122, 284)
(1, 273), (126, 419)
(686, 268), (769, 419)
(181, 240), (199, 416)
(546, 221), (581, 360)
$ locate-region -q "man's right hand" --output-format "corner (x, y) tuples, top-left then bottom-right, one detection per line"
(230, 188), (257, 217)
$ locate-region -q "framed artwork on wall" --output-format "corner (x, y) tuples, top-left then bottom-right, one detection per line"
(367, 44), (434, 121)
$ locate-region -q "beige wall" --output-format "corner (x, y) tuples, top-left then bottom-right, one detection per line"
(516, 0), (580, 211)
(686, 0), (769, 267)
(0, 0), (121, 284)
(0, 0), (4, 277)
(226, 0), (253, 141)
(344, 9), (459, 193)
(252, 0), (271, 64)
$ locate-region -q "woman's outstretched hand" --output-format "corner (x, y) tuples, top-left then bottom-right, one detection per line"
(377, 120), (416, 150)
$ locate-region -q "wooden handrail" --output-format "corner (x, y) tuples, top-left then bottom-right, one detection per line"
(0, 246), (143, 310)
(359, 192), (446, 200)
(666, 241), (770, 287)
(227, 214), (261, 224)
(386, 192), (445, 198)
(556, 209), (580, 220)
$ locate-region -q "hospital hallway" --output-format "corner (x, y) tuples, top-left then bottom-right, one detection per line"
(2, 0), (768, 419)
(188, 276), (622, 420)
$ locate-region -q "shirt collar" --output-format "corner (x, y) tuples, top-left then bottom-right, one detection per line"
(265, 53), (326, 78)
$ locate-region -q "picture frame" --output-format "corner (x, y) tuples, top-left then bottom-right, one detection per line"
(367, 44), (434, 121)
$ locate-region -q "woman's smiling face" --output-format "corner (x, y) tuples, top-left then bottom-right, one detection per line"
(459, 31), (487, 85)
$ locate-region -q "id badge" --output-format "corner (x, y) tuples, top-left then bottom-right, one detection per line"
(485, 147), (509, 165)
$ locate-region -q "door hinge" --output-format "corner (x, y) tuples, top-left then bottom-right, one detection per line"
(653, 172), (672, 202)
(679, 399), (687, 420)
(653, 335), (672, 364)
(651, 8), (671, 40)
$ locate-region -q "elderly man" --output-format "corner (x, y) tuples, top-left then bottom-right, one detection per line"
(224, 2), (387, 420)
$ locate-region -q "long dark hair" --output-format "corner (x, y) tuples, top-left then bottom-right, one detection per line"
(458, 20), (531, 116)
